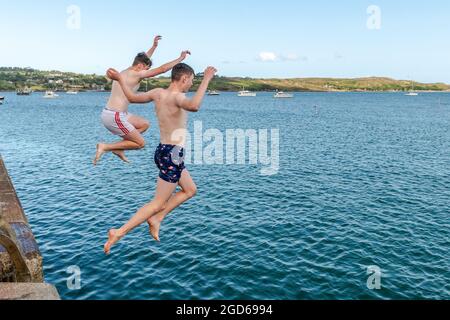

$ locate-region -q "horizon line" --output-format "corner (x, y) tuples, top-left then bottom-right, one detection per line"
(1, 66), (449, 85)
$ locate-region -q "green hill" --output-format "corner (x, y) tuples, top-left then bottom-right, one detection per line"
(1, 67), (449, 92)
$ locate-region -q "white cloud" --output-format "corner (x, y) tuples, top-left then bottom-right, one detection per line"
(257, 52), (306, 63)
(258, 52), (278, 62)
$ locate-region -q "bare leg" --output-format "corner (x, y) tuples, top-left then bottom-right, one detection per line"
(109, 115), (151, 163)
(128, 115), (150, 134)
(148, 170), (197, 242)
(111, 150), (130, 163)
(93, 130), (145, 165)
(104, 178), (177, 255)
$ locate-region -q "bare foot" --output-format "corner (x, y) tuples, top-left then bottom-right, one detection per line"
(93, 144), (106, 166)
(112, 150), (130, 164)
(148, 217), (162, 242)
(104, 229), (123, 255)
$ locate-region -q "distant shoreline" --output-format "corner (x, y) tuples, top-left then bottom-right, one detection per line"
(1, 67), (450, 93)
(1, 90), (450, 94)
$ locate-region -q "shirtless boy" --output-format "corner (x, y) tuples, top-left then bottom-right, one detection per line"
(93, 35), (191, 165)
(103, 63), (217, 254)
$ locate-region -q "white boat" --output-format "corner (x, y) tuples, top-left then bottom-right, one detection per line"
(405, 79), (418, 96)
(66, 90), (78, 95)
(207, 90), (220, 96)
(0, 96), (4, 101)
(238, 87), (256, 97)
(274, 90), (294, 98)
(43, 91), (59, 99)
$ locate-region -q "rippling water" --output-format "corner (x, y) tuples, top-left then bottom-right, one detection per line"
(0, 91), (449, 300)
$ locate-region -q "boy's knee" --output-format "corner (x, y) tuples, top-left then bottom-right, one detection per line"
(139, 121), (150, 133)
(137, 140), (146, 149)
(153, 202), (166, 213)
(185, 186), (197, 199)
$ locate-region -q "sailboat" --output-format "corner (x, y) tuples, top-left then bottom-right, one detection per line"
(405, 80), (418, 96)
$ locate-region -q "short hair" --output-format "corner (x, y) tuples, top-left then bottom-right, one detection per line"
(133, 52), (152, 67)
(171, 63), (195, 81)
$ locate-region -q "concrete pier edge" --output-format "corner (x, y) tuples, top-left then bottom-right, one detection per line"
(0, 155), (60, 300)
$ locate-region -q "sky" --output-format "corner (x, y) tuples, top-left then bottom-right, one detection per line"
(1, 0), (450, 83)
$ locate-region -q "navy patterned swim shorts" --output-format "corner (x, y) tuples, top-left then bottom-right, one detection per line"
(154, 144), (186, 184)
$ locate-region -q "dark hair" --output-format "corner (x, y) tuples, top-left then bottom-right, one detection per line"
(171, 63), (195, 81)
(133, 52), (152, 67)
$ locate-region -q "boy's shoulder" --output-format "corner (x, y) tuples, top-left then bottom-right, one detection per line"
(122, 68), (143, 78)
(149, 88), (166, 99)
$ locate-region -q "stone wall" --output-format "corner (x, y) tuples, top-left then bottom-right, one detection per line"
(0, 157), (44, 283)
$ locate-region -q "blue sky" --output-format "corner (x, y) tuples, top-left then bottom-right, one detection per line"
(1, 0), (449, 82)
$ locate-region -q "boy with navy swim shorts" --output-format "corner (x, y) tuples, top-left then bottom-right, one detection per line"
(103, 63), (217, 254)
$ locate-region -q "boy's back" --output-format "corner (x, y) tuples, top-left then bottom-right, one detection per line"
(153, 89), (189, 146)
(106, 69), (141, 112)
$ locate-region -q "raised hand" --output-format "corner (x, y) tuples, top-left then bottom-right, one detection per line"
(203, 66), (218, 81)
(153, 35), (162, 47)
(106, 68), (121, 81)
(180, 50), (191, 61)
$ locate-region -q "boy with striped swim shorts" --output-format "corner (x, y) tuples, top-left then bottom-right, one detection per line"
(93, 35), (191, 165)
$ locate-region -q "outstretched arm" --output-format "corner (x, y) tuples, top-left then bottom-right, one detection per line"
(176, 66), (217, 112)
(139, 51), (191, 80)
(107, 68), (160, 104)
(146, 35), (162, 59)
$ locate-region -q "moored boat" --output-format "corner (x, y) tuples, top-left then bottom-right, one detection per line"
(238, 87), (256, 97)
(16, 88), (32, 95)
(43, 91), (59, 99)
(274, 90), (294, 98)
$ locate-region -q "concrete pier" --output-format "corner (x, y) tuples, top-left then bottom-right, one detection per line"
(0, 156), (60, 300)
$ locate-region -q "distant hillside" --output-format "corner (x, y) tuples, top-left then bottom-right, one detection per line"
(0, 67), (108, 92)
(1, 67), (449, 92)
(201, 76), (450, 92)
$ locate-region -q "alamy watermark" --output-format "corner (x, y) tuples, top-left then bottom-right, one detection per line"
(67, 265), (82, 290)
(66, 5), (81, 30)
(171, 121), (280, 176)
(366, 265), (382, 290)
(367, 5), (382, 30)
